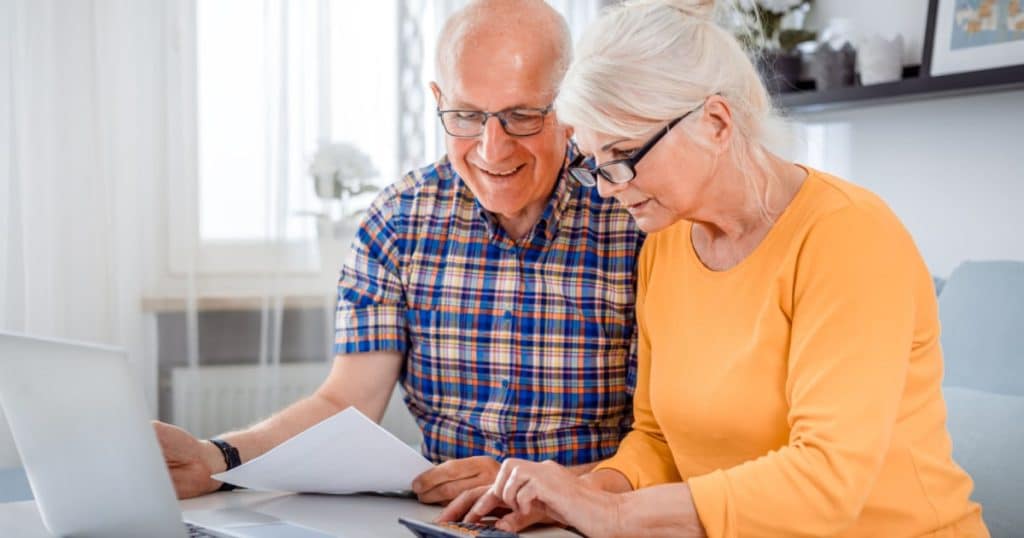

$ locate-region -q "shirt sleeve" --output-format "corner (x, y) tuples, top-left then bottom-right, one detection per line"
(596, 239), (682, 488)
(333, 185), (409, 355)
(687, 205), (923, 537)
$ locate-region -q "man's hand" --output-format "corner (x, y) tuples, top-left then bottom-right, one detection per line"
(151, 420), (225, 499)
(411, 455), (500, 504)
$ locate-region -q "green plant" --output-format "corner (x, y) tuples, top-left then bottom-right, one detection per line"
(735, 0), (816, 53)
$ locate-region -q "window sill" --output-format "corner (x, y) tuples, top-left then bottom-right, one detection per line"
(141, 294), (333, 313)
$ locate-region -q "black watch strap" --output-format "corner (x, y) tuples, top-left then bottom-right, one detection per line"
(209, 438), (241, 491)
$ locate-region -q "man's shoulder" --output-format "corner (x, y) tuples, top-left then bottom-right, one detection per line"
(366, 156), (459, 221)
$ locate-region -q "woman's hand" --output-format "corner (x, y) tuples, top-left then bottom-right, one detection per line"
(439, 484), (553, 532)
(443, 458), (627, 535)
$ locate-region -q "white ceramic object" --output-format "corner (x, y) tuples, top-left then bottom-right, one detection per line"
(821, 17), (857, 50)
(858, 34), (904, 85)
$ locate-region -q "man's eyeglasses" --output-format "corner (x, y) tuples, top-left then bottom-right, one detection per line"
(567, 102), (705, 187)
(437, 105), (553, 138)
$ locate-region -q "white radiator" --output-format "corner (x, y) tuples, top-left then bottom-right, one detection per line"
(170, 363), (423, 445)
(171, 363), (331, 439)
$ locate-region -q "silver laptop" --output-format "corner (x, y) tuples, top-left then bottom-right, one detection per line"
(0, 331), (331, 538)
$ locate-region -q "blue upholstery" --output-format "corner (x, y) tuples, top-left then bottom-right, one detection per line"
(940, 261), (1024, 395)
(939, 260), (1024, 536)
(943, 388), (1024, 538)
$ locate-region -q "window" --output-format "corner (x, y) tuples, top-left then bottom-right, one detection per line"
(180, 0), (399, 277)
(169, 0), (598, 284)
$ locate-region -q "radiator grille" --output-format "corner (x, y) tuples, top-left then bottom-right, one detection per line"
(170, 363), (330, 439)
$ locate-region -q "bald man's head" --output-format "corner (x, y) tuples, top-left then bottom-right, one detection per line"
(435, 0), (572, 96)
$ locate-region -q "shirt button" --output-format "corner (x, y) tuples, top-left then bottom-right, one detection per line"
(503, 311), (512, 321)
(500, 378), (510, 388)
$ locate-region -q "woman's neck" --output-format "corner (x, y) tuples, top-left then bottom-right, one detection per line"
(690, 153), (807, 270)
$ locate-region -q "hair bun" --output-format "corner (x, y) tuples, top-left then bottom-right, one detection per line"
(655, 0), (717, 21)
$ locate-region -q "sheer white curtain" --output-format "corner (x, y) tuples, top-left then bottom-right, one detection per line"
(1, 0), (169, 466)
(1, 0), (338, 453)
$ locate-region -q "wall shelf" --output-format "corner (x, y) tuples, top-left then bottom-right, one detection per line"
(776, 65), (1024, 114)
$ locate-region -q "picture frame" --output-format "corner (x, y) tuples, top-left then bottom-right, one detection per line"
(923, 0), (1024, 76)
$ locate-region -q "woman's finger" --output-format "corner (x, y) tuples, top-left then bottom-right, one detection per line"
(515, 480), (542, 517)
(495, 505), (549, 533)
(464, 487), (504, 523)
(501, 465), (527, 512)
(437, 485), (488, 522)
(489, 459), (517, 505)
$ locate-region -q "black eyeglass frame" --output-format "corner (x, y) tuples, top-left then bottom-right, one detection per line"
(567, 102), (705, 187)
(436, 104), (554, 138)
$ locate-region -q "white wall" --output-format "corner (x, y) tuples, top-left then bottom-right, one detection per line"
(790, 1), (1024, 277)
(789, 91), (1024, 277)
(807, 0), (929, 66)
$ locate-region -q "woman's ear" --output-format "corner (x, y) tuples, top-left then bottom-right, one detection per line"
(702, 95), (734, 152)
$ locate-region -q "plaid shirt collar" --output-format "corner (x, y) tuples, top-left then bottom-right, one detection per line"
(464, 145), (578, 248)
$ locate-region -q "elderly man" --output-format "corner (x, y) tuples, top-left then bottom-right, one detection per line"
(153, 0), (643, 505)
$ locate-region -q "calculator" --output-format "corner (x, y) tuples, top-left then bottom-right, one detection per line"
(397, 516), (519, 537)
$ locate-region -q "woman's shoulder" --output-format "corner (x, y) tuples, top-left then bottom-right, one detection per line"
(795, 167), (921, 265)
(792, 167), (907, 239)
(802, 170), (901, 222)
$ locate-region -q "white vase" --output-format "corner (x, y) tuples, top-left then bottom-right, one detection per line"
(858, 34), (904, 85)
(314, 173), (337, 199)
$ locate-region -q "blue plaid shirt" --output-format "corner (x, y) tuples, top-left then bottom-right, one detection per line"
(335, 150), (644, 465)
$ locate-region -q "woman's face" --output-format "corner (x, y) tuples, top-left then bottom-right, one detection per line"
(574, 112), (719, 233)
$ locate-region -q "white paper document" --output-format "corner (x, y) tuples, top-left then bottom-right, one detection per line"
(212, 407), (433, 494)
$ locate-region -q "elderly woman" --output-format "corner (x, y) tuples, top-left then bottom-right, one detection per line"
(438, 0), (989, 536)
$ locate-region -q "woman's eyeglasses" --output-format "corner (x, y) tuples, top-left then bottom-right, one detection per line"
(567, 101), (705, 187)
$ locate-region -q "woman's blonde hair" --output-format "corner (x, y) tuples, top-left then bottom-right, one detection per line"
(556, 0), (789, 217)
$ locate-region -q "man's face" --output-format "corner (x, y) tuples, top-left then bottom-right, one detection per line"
(432, 35), (569, 227)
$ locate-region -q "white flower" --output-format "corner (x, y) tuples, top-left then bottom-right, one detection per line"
(308, 142), (379, 199)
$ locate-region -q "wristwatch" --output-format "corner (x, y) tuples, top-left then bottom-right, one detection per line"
(209, 438), (241, 491)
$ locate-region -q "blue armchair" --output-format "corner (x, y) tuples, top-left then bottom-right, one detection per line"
(939, 260), (1024, 537)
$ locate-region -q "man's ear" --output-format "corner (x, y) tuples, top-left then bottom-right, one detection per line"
(429, 82), (442, 106)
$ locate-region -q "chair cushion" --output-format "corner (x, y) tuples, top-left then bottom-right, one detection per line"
(943, 386), (1024, 536)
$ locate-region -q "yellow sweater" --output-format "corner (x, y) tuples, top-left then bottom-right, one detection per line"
(598, 168), (987, 537)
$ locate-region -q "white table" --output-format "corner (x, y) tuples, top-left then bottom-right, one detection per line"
(0, 490), (575, 537)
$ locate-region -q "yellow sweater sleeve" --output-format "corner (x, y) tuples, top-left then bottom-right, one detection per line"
(687, 205), (921, 537)
(595, 240), (682, 488)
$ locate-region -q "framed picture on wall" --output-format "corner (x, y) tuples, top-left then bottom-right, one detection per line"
(924, 0), (1024, 76)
